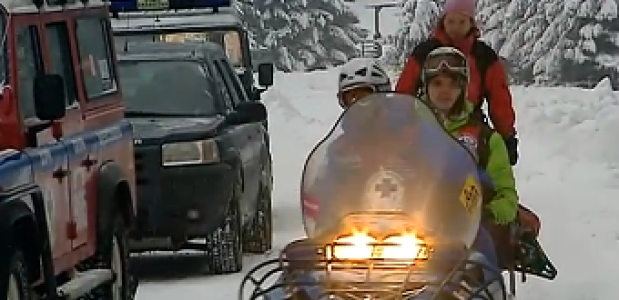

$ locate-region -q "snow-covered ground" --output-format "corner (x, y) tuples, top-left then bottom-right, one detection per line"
(134, 70), (619, 299)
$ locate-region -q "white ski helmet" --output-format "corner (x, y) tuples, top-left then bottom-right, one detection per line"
(338, 58), (392, 107)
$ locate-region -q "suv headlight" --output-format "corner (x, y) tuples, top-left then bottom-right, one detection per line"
(162, 139), (219, 166)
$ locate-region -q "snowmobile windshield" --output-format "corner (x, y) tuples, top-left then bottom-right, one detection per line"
(300, 92), (483, 249)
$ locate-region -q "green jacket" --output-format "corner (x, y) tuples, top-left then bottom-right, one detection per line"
(441, 101), (519, 224)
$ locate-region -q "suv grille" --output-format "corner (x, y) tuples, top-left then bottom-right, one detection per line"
(134, 145), (161, 185)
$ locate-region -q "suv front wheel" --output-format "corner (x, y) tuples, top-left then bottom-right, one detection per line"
(243, 156), (273, 253)
(5, 249), (31, 300)
(205, 168), (243, 274)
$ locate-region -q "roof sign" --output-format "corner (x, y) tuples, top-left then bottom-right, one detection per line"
(109, 0), (231, 12)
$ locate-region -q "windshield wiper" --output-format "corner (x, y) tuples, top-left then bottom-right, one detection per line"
(125, 111), (200, 117)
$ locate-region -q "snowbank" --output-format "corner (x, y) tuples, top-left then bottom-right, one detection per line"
(594, 76), (614, 91)
(265, 68), (619, 167)
(512, 83), (619, 166)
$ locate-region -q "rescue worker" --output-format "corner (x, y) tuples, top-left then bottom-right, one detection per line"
(419, 46), (519, 267)
(337, 57), (392, 109)
(301, 57), (393, 229)
(395, 0), (520, 165)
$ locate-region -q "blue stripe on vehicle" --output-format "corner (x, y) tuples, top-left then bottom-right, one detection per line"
(0, 120), (133, 193)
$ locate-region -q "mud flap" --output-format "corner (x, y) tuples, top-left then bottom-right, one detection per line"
(515, 232), (557, 281)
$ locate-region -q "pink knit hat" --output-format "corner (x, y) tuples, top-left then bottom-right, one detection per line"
(441, 0), (476, 17)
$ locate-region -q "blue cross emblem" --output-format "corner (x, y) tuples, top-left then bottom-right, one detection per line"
(375, 177), (398, 198)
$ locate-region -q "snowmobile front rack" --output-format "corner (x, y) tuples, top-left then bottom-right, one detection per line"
(238, 239), (508, 300)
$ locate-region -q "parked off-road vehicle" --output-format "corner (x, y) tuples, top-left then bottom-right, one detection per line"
(111, 0), (274, 101)
(118, 40), (274, 275)
(0, 0), (137, 298)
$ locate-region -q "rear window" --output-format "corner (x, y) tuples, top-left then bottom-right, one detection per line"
(114, 29), (246, 69)
(118, 60), (219, 116)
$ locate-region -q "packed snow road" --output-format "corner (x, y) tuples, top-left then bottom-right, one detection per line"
(133, 70), (619, 300)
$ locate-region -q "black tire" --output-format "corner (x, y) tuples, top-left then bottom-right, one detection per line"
(88, 215), (131, 300)
(243, 158), (273, 254)
(4, 250), (31, 300)
(205, 170), (243, 274)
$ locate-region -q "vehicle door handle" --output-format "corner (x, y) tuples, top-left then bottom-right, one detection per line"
(53, 168), (70, 179)
(81, 157), (98, 167)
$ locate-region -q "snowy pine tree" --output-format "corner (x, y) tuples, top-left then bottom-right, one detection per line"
(389, 0), (444, 66)
(250, 0), (364, 72)
(528, 1), (579, 84)
(475, 0), (511, 49)
(496, 0), (557, 83)
(235, 0), (264, 50)
(555, 0), (619, 87)
(251, 0), (308, 71)
(305, 0), (366, 68)
(481, 0), (619, 86)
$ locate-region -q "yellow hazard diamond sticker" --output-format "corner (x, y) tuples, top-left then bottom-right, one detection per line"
(459, 175), (481, 214)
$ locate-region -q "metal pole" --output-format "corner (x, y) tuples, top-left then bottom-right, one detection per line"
(373, 7), (381, 40)
(365, 2), (398, 40)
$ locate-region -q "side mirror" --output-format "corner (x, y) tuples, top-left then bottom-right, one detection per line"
(257, 63), (274, 87)
(34, 74), (66, 121)
(250, 89), (262, 101)
(228, 102), (267, 124)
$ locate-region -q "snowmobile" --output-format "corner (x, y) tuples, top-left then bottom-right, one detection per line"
(239, 93), (556, 300)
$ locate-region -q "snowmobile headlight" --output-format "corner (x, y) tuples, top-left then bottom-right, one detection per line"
(382, 234), (428, 260)
(329, 232), (377, 260)
(327, 232), (428, 260)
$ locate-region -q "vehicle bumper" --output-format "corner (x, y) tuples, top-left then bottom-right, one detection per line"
(131, 146), (234, 239)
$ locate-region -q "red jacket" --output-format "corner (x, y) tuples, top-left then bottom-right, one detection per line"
(395, 28), (516, 137)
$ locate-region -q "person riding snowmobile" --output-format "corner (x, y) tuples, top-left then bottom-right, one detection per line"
(418, 46), (530, 270)
(337, 57), (392, 109)
(395, 0), (519, 166)
(417, 47), (555, 285)
(333, 55), (504, 268)
(338, 55), (497, 267)
(334, 53), (545, 273)
(417, 48), (555, 280)
(300, 57), (394, 222)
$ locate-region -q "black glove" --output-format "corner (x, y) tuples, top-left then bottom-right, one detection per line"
(503, 135), (519, 165)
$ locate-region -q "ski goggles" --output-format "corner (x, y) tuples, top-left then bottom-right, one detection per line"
(423, 53), (468, 78)
(338, 85), (376, 108)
